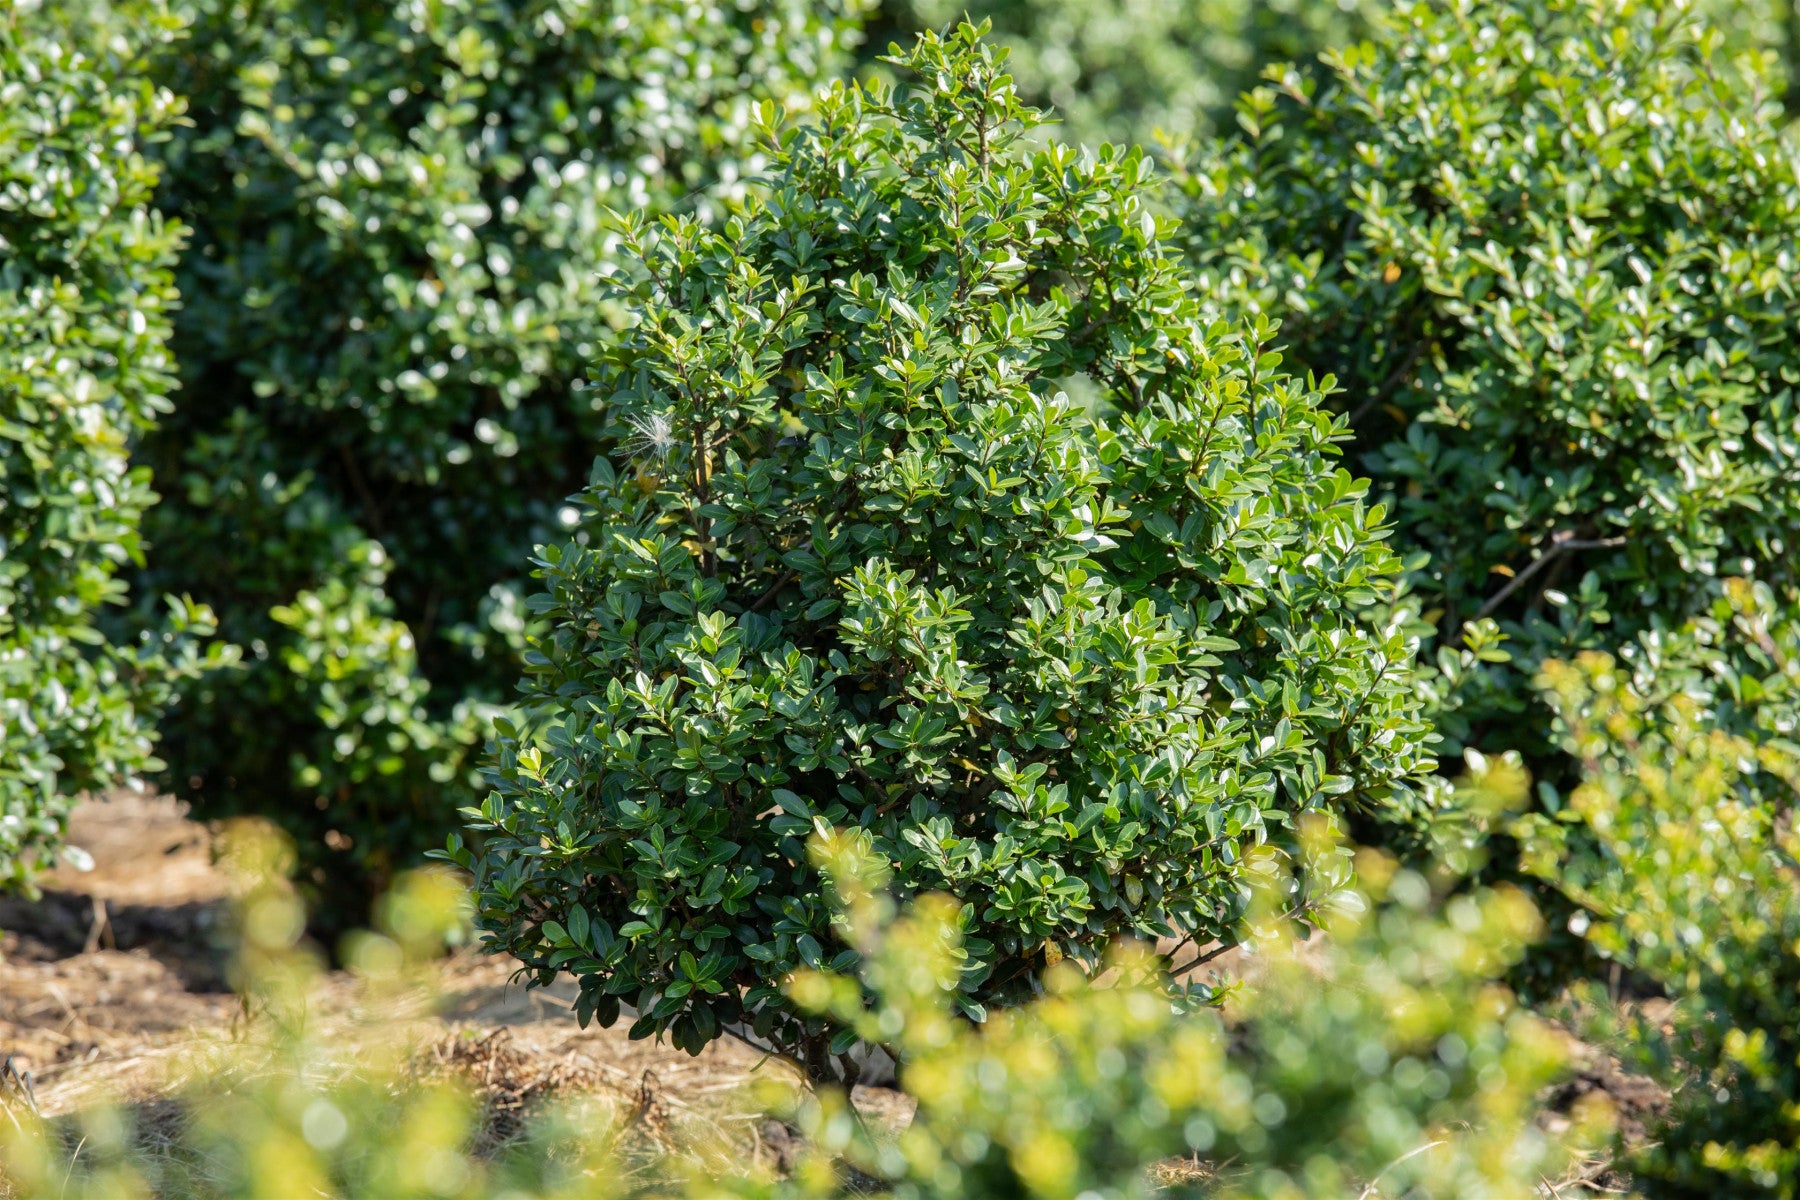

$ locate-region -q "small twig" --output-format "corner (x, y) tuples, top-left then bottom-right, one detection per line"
(337, 444), (386, 537)
(45, 982), (93, 1043)
(62, 1134), (88, 1198)
(1474, 531), (1628, 620)
(719, 1021), (793, 1067)
(1, 1055), (39, 1120)
(743, 569), (799, 615)
(1169, 940), (1237, 978)
(83, 895), (113, 955)
(1173, 895), (1321, 978)
(749, 1117), (767, 1172)
(1348, 336), (1428, 426)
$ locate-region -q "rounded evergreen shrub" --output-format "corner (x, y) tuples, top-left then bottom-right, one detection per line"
(1170, 0), (1800, 774)
(129, 0), (864, 920)
(454, 24), (1434, 1076)
(0, 0), (224, 890)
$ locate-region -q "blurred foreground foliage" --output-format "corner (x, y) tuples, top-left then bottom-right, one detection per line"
(2, 821), (1609, 1200)
(1, 824), (639, 1200)
(1524, 599), (1800, 1197)
(745, 826), (1601, 1200)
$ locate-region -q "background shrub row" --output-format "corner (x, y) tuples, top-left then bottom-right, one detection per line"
(0, 0), (226, 891)
(123, 0), (869, 918)
(9, 0), (1800, 916)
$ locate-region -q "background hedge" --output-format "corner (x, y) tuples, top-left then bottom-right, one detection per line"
(862, 0), (1375, 148)
(127, 0), (864, 921)
(1172, 0), (1800, 791)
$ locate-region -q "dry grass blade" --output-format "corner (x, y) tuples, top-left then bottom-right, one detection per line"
(1356, 1139), (1446, 1199)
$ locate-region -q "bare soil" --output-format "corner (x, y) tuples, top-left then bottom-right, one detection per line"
(1, 793), (237, 1097)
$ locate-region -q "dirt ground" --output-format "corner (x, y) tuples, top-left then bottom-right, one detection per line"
(0, 793), (913, 1172)
(1, 793), (239, 1100)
